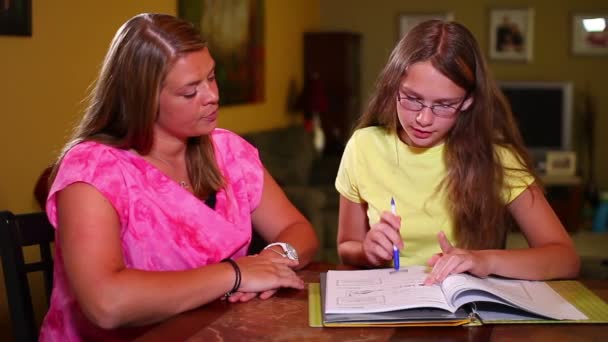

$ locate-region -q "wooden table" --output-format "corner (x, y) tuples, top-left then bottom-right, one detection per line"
(135, 263), (608, 341)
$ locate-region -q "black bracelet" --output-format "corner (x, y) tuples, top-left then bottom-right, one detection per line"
(221, 258), (241, 298)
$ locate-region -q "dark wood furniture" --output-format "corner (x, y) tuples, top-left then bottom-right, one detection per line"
(541, 174), (585, 232)
(304, 32), (361, 154)
(135, 263), (608, 341)
(0, 211), (55, 342)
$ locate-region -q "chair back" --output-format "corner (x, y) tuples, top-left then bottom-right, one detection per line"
(0, 211), (55, 342)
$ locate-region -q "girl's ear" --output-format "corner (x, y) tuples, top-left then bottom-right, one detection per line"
(461, 96), (474, 111)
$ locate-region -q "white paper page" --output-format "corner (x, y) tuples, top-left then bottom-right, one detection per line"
(441, 274), (587, 320)
(324, 267), (457, 314)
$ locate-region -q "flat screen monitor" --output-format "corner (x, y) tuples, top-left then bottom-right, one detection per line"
(498, 81), (573, 157)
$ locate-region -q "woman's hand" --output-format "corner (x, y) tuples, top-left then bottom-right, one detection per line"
(425, 231), (490, 285)
(362, 211), (402, 266)
(225, 254), (303, 303)
(257, 246), (299, 268)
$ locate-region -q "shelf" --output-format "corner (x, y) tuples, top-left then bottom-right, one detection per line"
(540, 174), (582, 186)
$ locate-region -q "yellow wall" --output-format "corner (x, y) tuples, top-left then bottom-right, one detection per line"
(0, 0), (320, 214)
(0, 0), (320, 339)
(320, 0), (608, 190)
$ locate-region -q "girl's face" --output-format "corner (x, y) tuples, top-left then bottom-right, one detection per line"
(396, 61), (472, 148)
(157, 48), (219, 141)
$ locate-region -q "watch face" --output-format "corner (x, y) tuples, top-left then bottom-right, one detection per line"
(285, 244), (299, 261)
(265, 242), (299, 261)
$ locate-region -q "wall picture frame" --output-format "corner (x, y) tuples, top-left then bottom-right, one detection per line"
(489, 8), (534, 62)
(178, 0), (265, 105)
(572, 13), (608, 56)
(398, 12), (454, 40)
(546, 151), (577, 177)
(0, 0), (32, 36)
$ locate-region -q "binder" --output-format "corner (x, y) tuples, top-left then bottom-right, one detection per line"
(309, 274), (608, 327)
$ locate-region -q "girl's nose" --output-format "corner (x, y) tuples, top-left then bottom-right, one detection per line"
(415, 107), (434, 126)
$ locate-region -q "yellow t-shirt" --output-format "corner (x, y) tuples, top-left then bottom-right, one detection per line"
(335, 127), (533, 266)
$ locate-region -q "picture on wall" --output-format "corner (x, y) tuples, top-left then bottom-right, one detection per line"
(178, 0), (265, 105)
(546, 151), (577, 176)
(0, 0), (31, 36)
(572, 13), (608, 56)
(489, 8), (534, 62)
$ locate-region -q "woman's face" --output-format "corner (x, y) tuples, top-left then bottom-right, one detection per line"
(157, 47), (219, 141)
(396, 61), (472, 148)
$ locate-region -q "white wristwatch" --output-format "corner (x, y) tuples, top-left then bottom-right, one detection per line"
(263, 242), (299, 261)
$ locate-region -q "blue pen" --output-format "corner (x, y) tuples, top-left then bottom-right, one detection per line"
(391, 197), (400, 271)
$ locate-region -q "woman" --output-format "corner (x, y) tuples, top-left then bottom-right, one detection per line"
(40, 13), (318, 341)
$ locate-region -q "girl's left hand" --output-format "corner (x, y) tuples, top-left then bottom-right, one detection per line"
(424, 231), (490, 285)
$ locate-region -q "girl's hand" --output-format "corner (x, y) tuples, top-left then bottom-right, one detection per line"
(424, 231), (490, 285)
(362, 211), (402, 266)
(225, 254), (303, 303)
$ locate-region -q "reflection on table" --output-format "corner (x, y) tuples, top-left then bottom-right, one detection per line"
(135, 263), (608, 342)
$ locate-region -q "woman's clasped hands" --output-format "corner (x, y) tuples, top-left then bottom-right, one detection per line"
(224, 251), (304, 303)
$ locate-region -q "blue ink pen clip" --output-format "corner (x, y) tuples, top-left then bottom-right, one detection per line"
(391, 197), (400, 271)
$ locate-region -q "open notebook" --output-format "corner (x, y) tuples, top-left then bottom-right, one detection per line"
(309, 267), (608, 327)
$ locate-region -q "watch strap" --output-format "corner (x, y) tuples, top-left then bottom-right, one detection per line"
(263, 242), (298, 260)
(265, 247), (287, 258)
(265, 242), (287, 251)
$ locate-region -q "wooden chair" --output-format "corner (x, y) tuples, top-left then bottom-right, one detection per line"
(0, 211), (55, 342)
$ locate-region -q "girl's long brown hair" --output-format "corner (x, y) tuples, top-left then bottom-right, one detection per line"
(52, 13), (224, 199)
(357, 20), (538, 249)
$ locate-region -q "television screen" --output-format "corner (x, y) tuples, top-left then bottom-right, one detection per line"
(498, 81), (573, 154)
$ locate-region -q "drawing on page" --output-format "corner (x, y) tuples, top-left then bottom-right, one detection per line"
(346, 289), (383, 296)
(337, 295), (386, 306)
(340, 278), (425, 300)
(336, 278), (381, 287)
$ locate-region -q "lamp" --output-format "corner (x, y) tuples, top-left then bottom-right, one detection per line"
(299, 72), (328, 153)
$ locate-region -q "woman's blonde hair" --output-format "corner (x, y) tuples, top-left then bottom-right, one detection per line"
(358, 20), (538, 249)
(52, 13), (223, 199)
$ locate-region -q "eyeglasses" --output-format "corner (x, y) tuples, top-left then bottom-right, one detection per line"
(396, 93), (467, 118)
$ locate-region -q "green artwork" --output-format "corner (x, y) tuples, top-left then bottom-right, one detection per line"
(179, 0), (265, 105)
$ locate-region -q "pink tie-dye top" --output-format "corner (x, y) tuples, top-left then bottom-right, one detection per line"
(39, 129), (263, 341)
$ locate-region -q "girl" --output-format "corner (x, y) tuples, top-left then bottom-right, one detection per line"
(335, 20), (579, 285)
(40, 13), (318, 341)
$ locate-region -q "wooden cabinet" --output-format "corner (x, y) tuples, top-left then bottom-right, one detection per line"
(507, 175), (584, 234)
(541, 175), (584, 232)
(303, 32), (361, 155)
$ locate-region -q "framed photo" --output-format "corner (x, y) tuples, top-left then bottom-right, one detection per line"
(398, 12), (454, 39)
(178, 0), (265, 105)
(489, 8), (534, 62)
(572, 14), (608, 56)
(546, 151), (577, 177)
(0, 0), (32, 36)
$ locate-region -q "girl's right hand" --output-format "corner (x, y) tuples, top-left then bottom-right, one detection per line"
(231, 254), (304, 299)
(362, 211), (402, 266)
